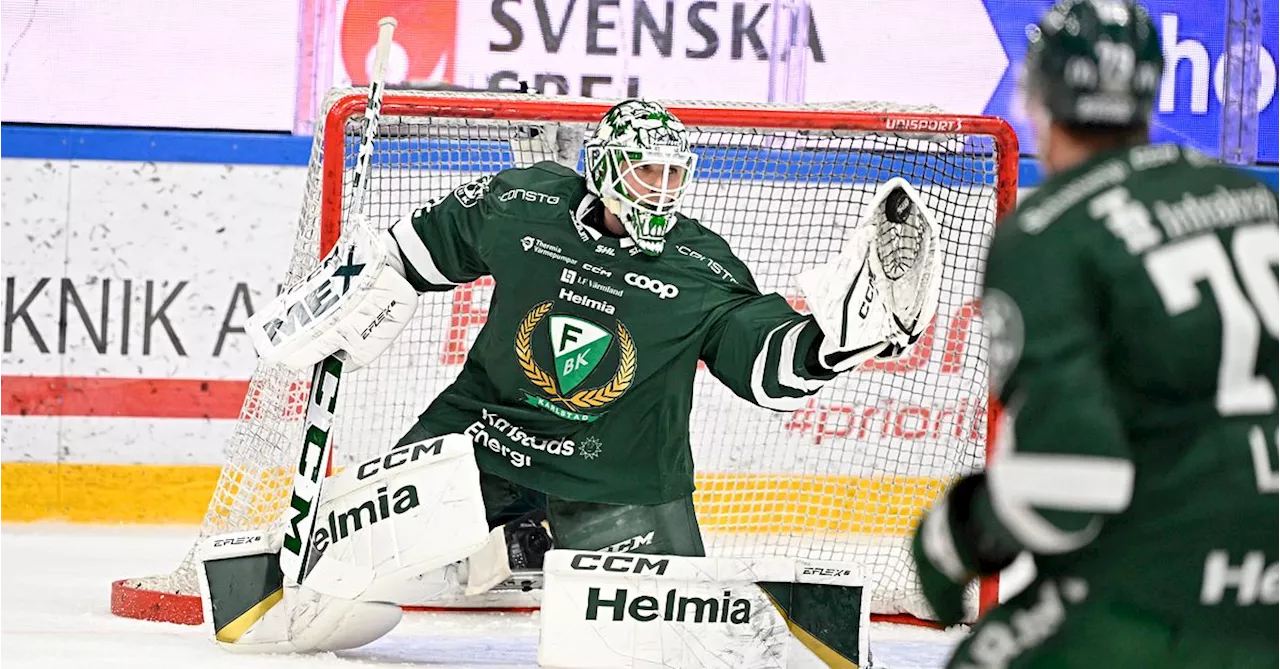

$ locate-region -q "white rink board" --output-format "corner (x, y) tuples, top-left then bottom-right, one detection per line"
(4, 157), (1002, 475)
(1, 158), (303, 379)
(1, 416), (237, 465)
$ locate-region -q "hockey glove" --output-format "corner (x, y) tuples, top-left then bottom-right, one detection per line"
(911, 473), (1021, 626)
(796, 177), (943, 372)
(246, 215), (419, 371)
(871, 178), (942, 351)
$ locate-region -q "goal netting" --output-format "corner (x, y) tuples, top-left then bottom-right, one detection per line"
(111, 90), (1018, 625)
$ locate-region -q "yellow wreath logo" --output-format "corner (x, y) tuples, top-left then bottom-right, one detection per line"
(515, 301), (636, 422)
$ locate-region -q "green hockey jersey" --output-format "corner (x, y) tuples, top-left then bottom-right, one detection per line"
(980, 143), (1278, 640)
(385, 162), (838, 506)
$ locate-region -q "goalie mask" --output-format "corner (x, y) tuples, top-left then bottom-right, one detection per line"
(584, 99), (698, 256)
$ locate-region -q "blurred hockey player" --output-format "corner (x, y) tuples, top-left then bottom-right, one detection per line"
(205, 97), (944, 665)
(910, 1), (1278, 666)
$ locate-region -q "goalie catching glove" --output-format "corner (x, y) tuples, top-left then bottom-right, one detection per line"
(246, 216), (418, 371)
(796, 177), (943, 372)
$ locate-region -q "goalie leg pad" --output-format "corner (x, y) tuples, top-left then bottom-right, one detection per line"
(198, 531), (293, 653)
(198, 530), (402, 654)
(199, 538), (405, 656)
(300, 433), (489, 604)
(285, 587), (403, 653)
(198, 434), (491, 653)
(537, 551), (871, 669)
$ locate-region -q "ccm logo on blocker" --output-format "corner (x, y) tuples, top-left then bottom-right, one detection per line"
(625, 273), (679, 299)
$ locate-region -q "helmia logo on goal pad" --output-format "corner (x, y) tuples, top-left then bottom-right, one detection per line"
(341, 0), (458, 85)
(514, 301), (636, 423)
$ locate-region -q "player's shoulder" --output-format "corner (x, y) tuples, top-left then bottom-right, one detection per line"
(661, 214), (754, 289)
(1125, 144), (1275, 201)
(484, 162), (587, 218)
(1011, 143), (1274, 240)
(997, 143), (1277, 275)
(1130, 147), (1277, 246)
(1009, 146), (1141, 239)
(993, 147), (1139, 272)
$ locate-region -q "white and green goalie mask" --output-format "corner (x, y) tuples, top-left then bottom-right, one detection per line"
(584, 99), (698, 255)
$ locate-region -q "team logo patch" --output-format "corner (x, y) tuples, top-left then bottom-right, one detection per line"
(550, 316), (612, 393)
(515, 302), (636, 423)
(453, 175), (493, 208)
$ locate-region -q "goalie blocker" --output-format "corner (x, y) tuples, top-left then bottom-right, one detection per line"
(540, 550), (872, 669)
(245, 214), (419, 372)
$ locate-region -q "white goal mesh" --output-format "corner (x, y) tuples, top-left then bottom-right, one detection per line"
(114, 90), (1018, 623)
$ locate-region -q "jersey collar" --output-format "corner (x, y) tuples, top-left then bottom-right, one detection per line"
(572, 191), (643, 255)
(571, 193), (604, 241)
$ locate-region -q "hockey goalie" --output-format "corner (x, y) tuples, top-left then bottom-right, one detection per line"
(198, 99), (943, 667)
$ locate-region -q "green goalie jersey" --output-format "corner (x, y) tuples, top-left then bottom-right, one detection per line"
(385, 161), (836, 506)
(981, 143), (1278, 639)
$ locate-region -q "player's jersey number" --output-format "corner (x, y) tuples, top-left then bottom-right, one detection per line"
(1143, 222), (1278, 416)
(1145, 223), (1279, 495)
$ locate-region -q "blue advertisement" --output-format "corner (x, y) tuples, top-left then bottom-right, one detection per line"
(981, 0), (1278, 163)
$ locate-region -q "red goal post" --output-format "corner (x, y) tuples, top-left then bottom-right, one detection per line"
(111, 90), (1019, 627)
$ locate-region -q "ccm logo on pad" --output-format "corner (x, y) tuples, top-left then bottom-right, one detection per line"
(625, 273), (679, 300)
(569, 553), (670, 575)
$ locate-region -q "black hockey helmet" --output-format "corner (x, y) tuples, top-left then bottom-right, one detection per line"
(1023, 0), (1164, 128)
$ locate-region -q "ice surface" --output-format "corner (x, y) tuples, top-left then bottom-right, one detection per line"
(1, 524), (966, 668)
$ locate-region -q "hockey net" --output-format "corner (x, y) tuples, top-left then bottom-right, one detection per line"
(111, 90), (1018, 626)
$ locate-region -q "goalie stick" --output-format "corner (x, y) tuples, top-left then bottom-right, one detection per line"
(279, 16), (399, 586)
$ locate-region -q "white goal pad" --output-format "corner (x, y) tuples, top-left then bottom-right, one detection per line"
(539, 550), (871, 669)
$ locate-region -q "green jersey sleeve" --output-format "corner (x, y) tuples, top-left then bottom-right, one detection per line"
(387, 175), (495, 291)
(979, 211), (1135, 557)
(699, 256), (839, 412)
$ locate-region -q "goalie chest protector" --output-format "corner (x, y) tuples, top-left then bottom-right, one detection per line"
(395, 162), (810, 506)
